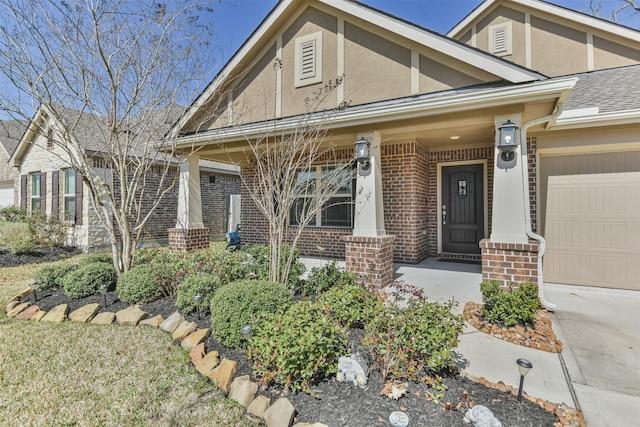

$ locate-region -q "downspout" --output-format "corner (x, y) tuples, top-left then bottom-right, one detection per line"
(519, 102), (566, 312)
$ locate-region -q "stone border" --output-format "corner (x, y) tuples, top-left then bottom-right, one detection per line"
(463, 302), (563, 353)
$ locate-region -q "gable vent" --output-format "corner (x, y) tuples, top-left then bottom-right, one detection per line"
(295, 31), (322, 88)
(489, 22), (512, 56)
(300, 40), (316, 80)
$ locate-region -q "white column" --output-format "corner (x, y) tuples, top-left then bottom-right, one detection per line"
(175, 153), (204, 229)
(490, 115), (528, 244)
(353, 131), (386, 237)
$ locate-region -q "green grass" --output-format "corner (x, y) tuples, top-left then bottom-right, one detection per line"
(0, 258), (258, 426)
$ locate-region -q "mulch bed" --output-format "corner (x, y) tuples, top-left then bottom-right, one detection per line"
(0, 246), (81, 269)
(10, 247), (571, 427)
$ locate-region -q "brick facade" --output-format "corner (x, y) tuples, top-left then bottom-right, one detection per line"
(168, 227), (211, 252)
(480, 239), (540, 286)
(343, 235), (396, 289)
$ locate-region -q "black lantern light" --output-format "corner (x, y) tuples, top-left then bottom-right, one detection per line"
(497, 120), (519, 162)
(354, 137), (371, 170)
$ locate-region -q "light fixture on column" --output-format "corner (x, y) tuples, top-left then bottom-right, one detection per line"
(497, 120), (519, 162)
(354, 137), (371, 170)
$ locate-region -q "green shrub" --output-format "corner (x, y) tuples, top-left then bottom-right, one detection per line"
(298, 260), (356, 296)
(63, 263), (117, 299)
(0, 222), (35, 254)
(210, 280), (293, 349)
(0, 206), (28, 222)
(363, 285), (464, 381)
(317, 283), (382, 328)
(79, 253), (113, 267)
(480, 280), (540, 327)
(176, 273), (222, 314)
(186, 248), (249, 285)
(145, 248), (190, 298)
(34, 263), (78, 291)
(243, 244), (305, 288)
(27, 210), (66, 247)
(116, 265), (163, 304)
(248, 300), (349, 394)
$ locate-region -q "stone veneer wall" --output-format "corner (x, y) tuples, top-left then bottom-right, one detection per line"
(480, 239), (540, 286)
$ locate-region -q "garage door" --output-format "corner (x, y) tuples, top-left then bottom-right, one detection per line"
(0, 183), (14, 208)
(540, 151), (640, 290)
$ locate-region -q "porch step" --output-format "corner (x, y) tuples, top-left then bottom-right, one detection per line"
(439, 252), (481, 264)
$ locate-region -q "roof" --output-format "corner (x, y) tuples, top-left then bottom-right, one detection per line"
(563, 65), (640, 113)
(0, 119), (27, 156)
(448, 0), (640, 42)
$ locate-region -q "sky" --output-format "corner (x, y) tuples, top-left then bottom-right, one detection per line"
(209, 0), (638, 66)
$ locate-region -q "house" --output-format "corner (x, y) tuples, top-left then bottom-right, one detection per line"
(9, 105), (241, 251)
(0, 120), (26, 207)
(167, 0), (639, 292)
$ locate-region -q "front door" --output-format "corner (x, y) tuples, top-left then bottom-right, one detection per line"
(442, 164), (484, 254)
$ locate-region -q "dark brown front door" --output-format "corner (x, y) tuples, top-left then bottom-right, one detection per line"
(442, 164), (484, 254)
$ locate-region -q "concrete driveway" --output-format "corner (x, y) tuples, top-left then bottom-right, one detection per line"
(545, 284), (640, 426)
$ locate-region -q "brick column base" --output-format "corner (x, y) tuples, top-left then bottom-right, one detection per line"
(480, 239), (539, 287)
(168, 228), (210, 252)
(343, 235), (395, 290)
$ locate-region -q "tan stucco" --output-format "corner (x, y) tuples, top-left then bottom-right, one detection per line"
(531, 16), (588, 76)
(476, 6), (527, 64)
(418, 54), (485, 93)
(594, 36), (640, 70)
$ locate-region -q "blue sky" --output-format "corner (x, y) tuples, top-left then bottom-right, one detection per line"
(209, 0), (637, 66)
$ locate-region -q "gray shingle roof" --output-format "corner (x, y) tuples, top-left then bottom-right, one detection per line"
(563, 65), (640, 113)
(0, 120), (27, 155)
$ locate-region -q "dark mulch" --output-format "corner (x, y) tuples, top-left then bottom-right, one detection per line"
(15, 247), (558, 427)
(0, 246), (81, 268)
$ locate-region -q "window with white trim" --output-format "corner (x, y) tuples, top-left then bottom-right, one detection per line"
(30, 172), (41, 211)
(63, 169), (76, 223)
(295, 31), (322, 88)
(489, 21), (512, 56)
(289, 165), (353, 228)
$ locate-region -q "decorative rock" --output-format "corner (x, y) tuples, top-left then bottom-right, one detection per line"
(195, 351), (220, 376)
(189, 342), (206, 365)
(337, 353), (369, 388)
(463, 405), (502, 427)
(208, 358), (237, 393)
(172, 320), (197, 343)
(16, 305), (40, 320)
(159, 311), (184, 333)
(5, 300), (20, 312)
(139, 314), (164, 328)
(229, 375), (258, 408)
(7, 302), (30, 318)
(115, 306), (147, 326)
(69, 303), (100, 323)
(247, 395), (271, 419)
(31, 310), (47, 322)
(41, 304), (68, 322)
(91, 312), (116, 325)
(10, 287), (33, 302)
(181, 328), (210, 350)
(263, 397), (295, 427)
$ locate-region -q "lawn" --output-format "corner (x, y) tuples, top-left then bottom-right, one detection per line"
(0, 259), (255, 427)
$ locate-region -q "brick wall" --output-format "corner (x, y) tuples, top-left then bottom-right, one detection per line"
(480, 239), (539, 286)
(344, 235), (396, 289)
(168, 227), (210, 252)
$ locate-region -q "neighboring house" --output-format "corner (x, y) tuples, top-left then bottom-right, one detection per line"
(0, 120), (26, 207)
(167, 0), (639, 291)
(9, 105), (240, 251)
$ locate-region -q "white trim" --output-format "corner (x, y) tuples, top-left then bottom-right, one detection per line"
(436, 160), (488, 255)
(337, 17), (345, 103)
(276, 34), (283, 117)
(525, 12), (532, 68)
(471, 24), (477, 47)
(586, 32), (594, 71)
(551, 108), (640, 130)
(411, 50), (419, 95)
(227, 92), (233, 125)
(538, 142), (640, 157)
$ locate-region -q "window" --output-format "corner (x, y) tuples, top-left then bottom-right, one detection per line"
(30, 173), (41, 211)
(295, 31), (322, 87)
(63, 169), (76, 223)
(489, 22), (512, 56)
(289, 165), (353, 228)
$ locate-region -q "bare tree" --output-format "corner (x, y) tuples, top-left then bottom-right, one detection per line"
(236, 78), (356, 285)
(589, 0), (639, 26)
(0, 0), (218, 273)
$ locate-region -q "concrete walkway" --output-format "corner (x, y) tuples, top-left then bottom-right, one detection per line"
(302, 257), (640, 426)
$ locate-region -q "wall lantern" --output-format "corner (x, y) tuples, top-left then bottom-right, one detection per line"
(516, 358), (533, 402)
(497, 120), (519, 162)
(354, 137), (371, 170)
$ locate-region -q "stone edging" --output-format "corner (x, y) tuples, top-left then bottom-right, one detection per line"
(463, 302), (563, 353)
(4, 287), (326, 427)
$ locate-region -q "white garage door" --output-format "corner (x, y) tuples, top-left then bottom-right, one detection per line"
(540, 151), (640, 290)
(0, 183), (14, 208)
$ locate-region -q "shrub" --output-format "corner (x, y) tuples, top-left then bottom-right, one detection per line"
(27, 210), (66, 247)
(243, 244), (305, 288)
(363, 284), (464, 381)
(0, 222), (35, 254)
(176, 273), (222, 314)
(210, 280), (293, 350)
(145, 248), (190, 298)
(0, 206), (28, 222)
(34, 263), (78, 291)
(79, 253), (113, 267)
(298, 260), (356, 296)
(116, 265), (163, 304)
(63, 263), (117, 299)
(480, 280), (540, 327)
(186, 248), (249, 285)
(248, 300), (349, 394)
(317, 283), (382, 328)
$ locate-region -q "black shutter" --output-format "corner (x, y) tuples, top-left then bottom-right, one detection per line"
(52, 171), (59, 220)
(20, 175), (27, 209)
(40, 172), (46, 212)
(75, 173), (83, 225)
